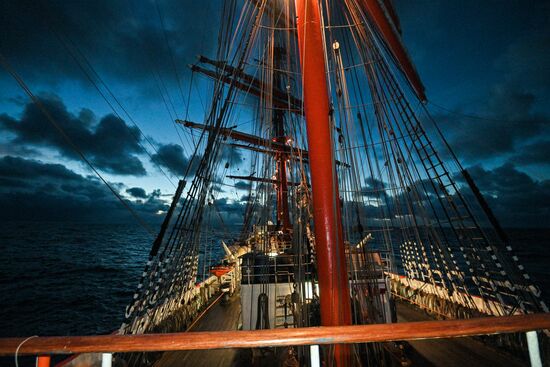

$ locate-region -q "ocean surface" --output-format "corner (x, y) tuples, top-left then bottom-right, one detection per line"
(0, 222), (549, 340)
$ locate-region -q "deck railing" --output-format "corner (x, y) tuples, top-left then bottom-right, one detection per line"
(1, 313), (549, 366)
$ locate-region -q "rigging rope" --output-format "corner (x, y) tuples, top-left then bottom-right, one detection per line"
(47, 24), (178, 187)
(154, 0), (189, 116)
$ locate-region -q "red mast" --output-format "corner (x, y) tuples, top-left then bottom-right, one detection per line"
(358, 0), (426, 102)
(295, 0), (352, 365)
(275, 149), (292, 231)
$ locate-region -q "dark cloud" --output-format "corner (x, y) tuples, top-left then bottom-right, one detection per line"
(425, 5), (550, 165)
(0, 0), (217, 88)
(0, 142), (40, 159)
(0, 95), (146, 175)
(0, 155), (165, 223)
(495, 33), (550, 89)
(510, 140), (550, 166)
(126, 187), (147, 198)
(348, 163), (550, 229)
(3, 95), (27, 107)
(220, 144), (244, 166)
(213, 197), (244, 214)
(361, 177), (388, 199)
(399, 1), (550, 168)
(234, 180), (251, 190)
(465, 163), (550, 227)
(212, 197), (246, 226)
(0, 155), (80, 186)
(434, 84), (550, 161)
(151, 143), (194, 177)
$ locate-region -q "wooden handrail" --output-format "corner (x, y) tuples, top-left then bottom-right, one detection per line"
(1, 313), (549, 356)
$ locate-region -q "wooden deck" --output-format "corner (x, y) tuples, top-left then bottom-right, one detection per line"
(152, 293), (531, 367)
(154, 294), (242, 367)
(396, 301), (527, 367)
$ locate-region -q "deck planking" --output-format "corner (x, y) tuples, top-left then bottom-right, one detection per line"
(154, 294), (242, 367)
(154, 293), (530, 367)
(397, 301), (527, 367)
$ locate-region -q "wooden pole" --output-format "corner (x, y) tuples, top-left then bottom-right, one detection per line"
(1, 313), (548, 356)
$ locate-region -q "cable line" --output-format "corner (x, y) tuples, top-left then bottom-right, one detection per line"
(154, 0), (189, 115)
(428, 100), (520, 123)
(49, 29), (178, 188)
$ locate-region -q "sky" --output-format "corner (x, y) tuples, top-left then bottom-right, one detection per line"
(0, 0), (548, 227)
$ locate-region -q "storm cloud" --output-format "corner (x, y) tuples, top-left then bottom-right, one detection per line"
(0, 95), (147, 175)
(126, 187), (148, 199)
(0, 0), (217, 88)
(151, 143), (194, 177)
(433, 84), (550, 162)
(233, 180), (252, 191)
(510, 140), (550, 166)
(424, 16), (550, 166)
(465, 163), (550, 227)
(0, 155), (166, 223)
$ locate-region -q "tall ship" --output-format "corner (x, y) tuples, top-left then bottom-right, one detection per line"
(1, 0), (549, 366)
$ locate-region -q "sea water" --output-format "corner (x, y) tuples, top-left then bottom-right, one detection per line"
(0, 222), (548, 339)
